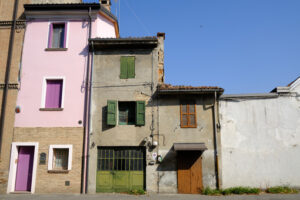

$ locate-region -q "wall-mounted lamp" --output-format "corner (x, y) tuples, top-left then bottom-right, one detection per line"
(15, 106), (21, 113)
(152, 141), (158, 147)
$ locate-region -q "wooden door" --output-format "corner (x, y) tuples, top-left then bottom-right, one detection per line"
(177, 151), (203, 194)
(15, 146), (34, 191)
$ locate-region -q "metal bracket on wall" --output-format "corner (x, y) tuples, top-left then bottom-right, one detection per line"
(0, 20), (26, 29)
(0, 83), (19, 89)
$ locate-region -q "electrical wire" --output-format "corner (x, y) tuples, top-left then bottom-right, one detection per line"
(123, 0), (150, 35)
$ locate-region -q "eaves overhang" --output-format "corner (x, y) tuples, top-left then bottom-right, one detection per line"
(24, 3), (100, 18)
(89, 37), (158, 51)
(24, 3), (101, 11)
(99, 6), (117, 21)
(173, 143), (208, 151)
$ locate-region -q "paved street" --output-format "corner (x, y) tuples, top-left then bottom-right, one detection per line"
(1, 193), (300, 200)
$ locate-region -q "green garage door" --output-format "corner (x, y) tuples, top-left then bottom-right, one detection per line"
(96, 147), (145, 193)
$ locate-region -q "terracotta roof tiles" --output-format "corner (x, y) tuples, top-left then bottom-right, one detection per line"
(158, 84), (222, 90)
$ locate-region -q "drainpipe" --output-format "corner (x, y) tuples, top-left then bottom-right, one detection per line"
(212, 91), (220, 189)
(82, 6), (92, 194)
(0, 0), (19, 156)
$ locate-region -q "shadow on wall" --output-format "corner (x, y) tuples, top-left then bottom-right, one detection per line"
(157, 147), (177, 171)
(79, 45), (88, 94)
(156, 147), (205, 171)
(158, 94), (215, 107)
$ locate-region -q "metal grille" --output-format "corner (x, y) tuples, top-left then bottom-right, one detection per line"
(97, 148), (144, 171)
(53, 149), (68, 170)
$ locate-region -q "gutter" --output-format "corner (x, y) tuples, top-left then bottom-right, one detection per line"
(0, 0), (19, 156)
(82, 6), (93, 194)
(212, 91), (220, 189)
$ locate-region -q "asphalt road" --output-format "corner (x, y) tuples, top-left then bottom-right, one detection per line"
(1, 193), (300, 200)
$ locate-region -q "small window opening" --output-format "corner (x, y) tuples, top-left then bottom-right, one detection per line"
(51, 24), (65, 48)
(118, 102), (135, 125)
(53, 148), (69, 170)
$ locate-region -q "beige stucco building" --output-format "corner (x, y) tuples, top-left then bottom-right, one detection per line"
(87, 34), (224, 194)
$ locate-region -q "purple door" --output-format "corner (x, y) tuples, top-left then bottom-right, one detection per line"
(15, 146), (34, 191)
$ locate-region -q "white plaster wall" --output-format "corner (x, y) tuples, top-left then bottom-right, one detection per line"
(220, 95), (300, 188)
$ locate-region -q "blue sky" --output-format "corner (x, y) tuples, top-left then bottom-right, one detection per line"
(91, 0), (300, 94)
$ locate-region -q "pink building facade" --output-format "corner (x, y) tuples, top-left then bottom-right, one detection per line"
(7, 3), (117, 194)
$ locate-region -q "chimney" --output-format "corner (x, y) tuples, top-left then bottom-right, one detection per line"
(157, 32), (165, 84)
(100, 0), (111, 11)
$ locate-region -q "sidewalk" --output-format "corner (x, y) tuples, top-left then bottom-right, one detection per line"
(1, 193), (300, 200)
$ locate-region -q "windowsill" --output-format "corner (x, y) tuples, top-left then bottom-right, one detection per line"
(45, 48), (68, 51)
(181, 126), (197, 128)
(48, 170), (69, 174)
(39, 108), (63, 111)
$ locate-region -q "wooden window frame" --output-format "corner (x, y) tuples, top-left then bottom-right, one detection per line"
(180, 101), (197, 128)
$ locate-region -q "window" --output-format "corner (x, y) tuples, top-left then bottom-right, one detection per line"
(53, 149), (68, 170)
(45, 80), (63, 109)
(180, 100), (197, 128)
(97, 148), (144, 171)
(48, 23), (67, 49)
(120, 56), (135, 79)
(118, 102), (135, 125)
(48, 145), (72, 171)
(107, 100), (145, 126)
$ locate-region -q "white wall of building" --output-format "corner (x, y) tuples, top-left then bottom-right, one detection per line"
(219, 80), (300, 188)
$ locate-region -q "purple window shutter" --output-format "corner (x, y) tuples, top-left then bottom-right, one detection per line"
(45, 80), (63, 108)
(63, 22), (67, 48)
(48, 23), (53, 48)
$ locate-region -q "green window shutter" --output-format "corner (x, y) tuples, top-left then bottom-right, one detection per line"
(120, 57), (128, 79)
(107, 100), (117, 125)
(127, 57), (135, 78)
(136, 101), (145, 126)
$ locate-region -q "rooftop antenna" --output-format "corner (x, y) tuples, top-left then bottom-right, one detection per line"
(113, 0), (120, 26)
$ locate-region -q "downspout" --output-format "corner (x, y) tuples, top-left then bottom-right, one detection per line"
(212, 91), (220, 189)
(0, 0), (19, 155)
(82, 6), (92, 194)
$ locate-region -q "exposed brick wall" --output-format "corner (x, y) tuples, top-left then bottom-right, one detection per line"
(0, 0), (29, 193)
(13, 127), (84, 193)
